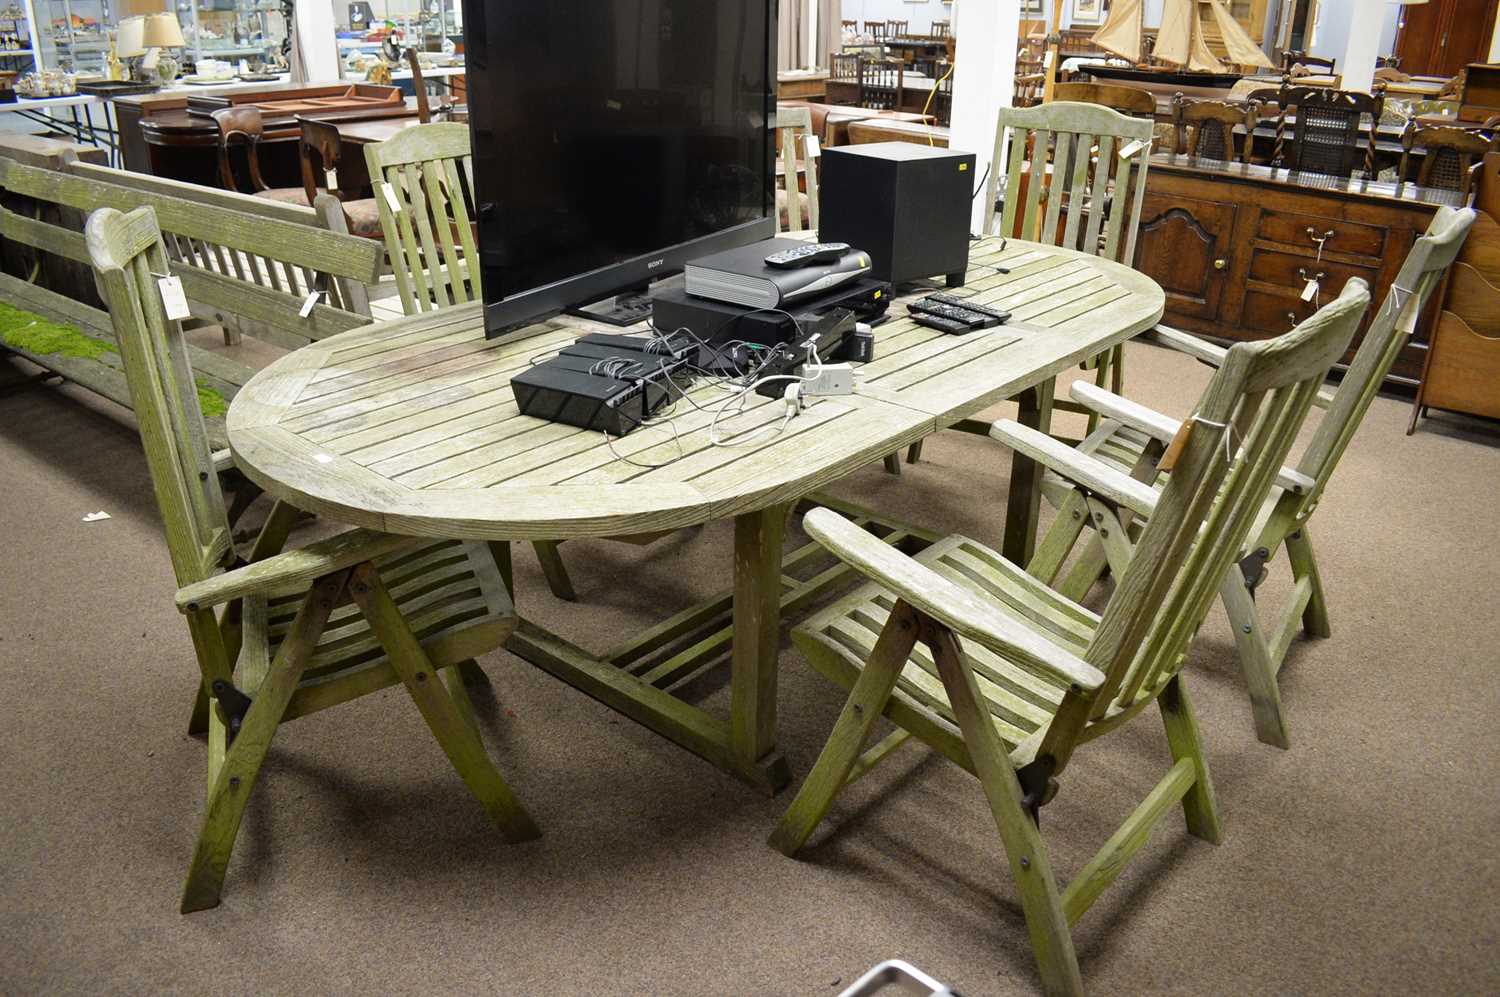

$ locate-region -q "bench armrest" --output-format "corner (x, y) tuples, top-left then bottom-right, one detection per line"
(803, 509), (1106, 692)
(211, 448), (236, 474)
(176, 529), (424, 613)
(990, 419), (1161, 517)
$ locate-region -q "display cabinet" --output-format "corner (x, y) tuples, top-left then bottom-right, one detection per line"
(178, 0), (285, 67)
(0, 0), (41, 79)
(35, 0), (110, 74)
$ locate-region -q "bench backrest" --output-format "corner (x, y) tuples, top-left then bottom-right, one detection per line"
(0, 156), (382, 349)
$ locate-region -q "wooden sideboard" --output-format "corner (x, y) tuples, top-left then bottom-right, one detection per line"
(1134, 155), (1467, 387)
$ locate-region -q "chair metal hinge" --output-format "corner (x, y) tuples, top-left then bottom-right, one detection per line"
(1017, 755), (1059, 825)
(1238, 547), (1271, 595)
(211, 679), (253, 742)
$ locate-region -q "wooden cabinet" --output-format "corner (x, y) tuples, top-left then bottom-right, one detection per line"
(1135, 156), (1466, 388)
(1394, 0), (1499, 79)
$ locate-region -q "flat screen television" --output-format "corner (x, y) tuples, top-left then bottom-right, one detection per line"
(461, 0), (777, 340)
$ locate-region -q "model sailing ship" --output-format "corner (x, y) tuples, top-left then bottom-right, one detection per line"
(1087, 0), (1274, 89)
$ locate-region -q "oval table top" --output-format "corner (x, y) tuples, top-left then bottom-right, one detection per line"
(227, 237), (1164, 541)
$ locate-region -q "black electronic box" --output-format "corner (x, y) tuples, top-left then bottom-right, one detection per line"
(817, 142), (976, 288)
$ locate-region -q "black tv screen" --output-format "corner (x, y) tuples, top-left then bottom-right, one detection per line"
(462, 0), (776, 338)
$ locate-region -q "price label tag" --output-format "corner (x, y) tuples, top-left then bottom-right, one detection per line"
(300, 290), (322, 318)
(806, 135), (821, 158)
(157, 276), (190, 321)
(1118, 139), (1145, 159)
(325, 166), (338, 190)
(1043, 50), (1055, 68)
(1301, 279), (1319, 302)
(381, 181), (402, 213)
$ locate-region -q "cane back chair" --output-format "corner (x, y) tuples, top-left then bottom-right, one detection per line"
(1398, 123), (1499, 198)
(86, 205), (541, 912)
(1030, 207), (1476, 748)
(771, 281), (1370, 994)
(1171, 95), (1259, 163)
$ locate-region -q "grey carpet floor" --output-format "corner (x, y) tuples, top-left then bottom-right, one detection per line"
(2, 342), (1497, 996)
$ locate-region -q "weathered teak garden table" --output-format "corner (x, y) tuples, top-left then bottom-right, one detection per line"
(227, 237), (1165, 792)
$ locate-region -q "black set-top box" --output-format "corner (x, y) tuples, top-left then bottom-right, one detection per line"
(817, 142), (976, 288)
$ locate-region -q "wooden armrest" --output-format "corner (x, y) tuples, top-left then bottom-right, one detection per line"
(990, 419), (1160, 517)
(803, 509), (1106, 691)
(1141, 324), (1228, 367)
(1069, 381), (1180, 444)
(211, 449), (236, 474)
(176, 529), (424, 612)
(1068, 383), (1317, 496)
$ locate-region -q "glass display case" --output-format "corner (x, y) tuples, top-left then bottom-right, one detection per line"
(35, 0), (111, 74)
(0, 1), (39, 71)
(178, 0), (285, 68)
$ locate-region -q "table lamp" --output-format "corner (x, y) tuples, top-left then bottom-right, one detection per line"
(141, 13), (187, 85)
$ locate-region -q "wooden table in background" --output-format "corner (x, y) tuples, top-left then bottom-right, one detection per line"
(226, 238), (1164, 793)
(824, 109), (936, 146)
(777, 71), (829, 102)
(846, 118), (950, 147)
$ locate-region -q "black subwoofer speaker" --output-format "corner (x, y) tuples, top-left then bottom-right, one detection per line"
(818, 142), (976, 288)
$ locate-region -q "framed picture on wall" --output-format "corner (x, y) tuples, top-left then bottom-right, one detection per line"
(1070, 0), (1108, 25)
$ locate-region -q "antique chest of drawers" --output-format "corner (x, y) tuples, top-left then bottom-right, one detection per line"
(1134, 155), (1466, 387)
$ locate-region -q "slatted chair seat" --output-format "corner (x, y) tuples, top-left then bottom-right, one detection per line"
(798, 535), (1099, 752)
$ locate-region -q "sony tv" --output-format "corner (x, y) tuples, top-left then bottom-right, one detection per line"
(461, 0), (777, 339)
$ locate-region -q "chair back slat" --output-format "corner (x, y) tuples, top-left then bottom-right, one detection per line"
(776, 107), (820, 235)
(86, 206), (233, 587)
(989, 102), (1153, 262)
(1295, 207), (1476, 497)
(1080, 280), (1371, 719)
(365, 122), (479, 316)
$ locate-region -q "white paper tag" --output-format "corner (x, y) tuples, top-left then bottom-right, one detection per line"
(238, 59), (249, 74)
(82, 510), (111, 522)
(1043, 50), (1055, 68)
(300, 290), (322, 318)
(1301, 279), (1319, 302)
(1118, 139), (1145, 159)
(806, 135), (821, 158)
(157, 276), (191, 320)
(325, 166), (338, 190)
(381, 181), (402, 213)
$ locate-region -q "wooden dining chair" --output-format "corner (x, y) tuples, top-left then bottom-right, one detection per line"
(776, 106), (820, 235)
(1398, 123), (1498, 198)
(864, 20), (887, 41)
(1171, 95), (1259, 163)
(830, 52), (862, 106)
(85, 204), (541, 913)
(902, 102), (1154, 469)
(1029, 207), (1475, 748)
(364, 121), (578, 601)
(770, 282), (1370, 995)
(858, 59), (904, 110)
(932, 20), (951, 38)
(404, 47), (456, 123)
(1281, 51), (1335, 75)
(1265, 85), (1385, 179)
(886, 19), (909, 39)
(212, 106), (310, 206)
(297, 117), (383, 239)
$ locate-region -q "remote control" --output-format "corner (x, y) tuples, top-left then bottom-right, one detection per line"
(765, 242), (852, 269)
(907, 300), (997, 330)
(926, 294), (1012, 324)
(911, 312), (974, 335)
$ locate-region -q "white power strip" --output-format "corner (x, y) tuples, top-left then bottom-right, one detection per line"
(799, 362), (855, 396)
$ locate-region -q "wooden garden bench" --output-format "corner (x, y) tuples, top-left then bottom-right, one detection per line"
(0, 153), (383, 450)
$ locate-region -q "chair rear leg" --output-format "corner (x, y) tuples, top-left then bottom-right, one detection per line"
(768, 601), (920, 856)
(927, 621), (1082, 995)
(1157, 674), (1223, 843)
(349, 564), (541, 844)
(1057, 533), (1109, 603)
(181, 572), (347, 913)
(1285, 528), (1330, 639)
(1027, 490), (1089, 586)
(1218, 567), (1289, 749)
